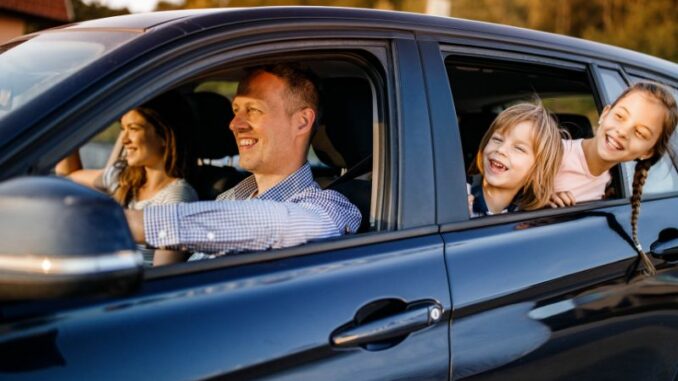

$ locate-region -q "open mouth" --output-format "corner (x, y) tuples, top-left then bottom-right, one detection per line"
(488, 158), (508, 173)
(605, 134), (624, 151)
(238, 138), (258, 150)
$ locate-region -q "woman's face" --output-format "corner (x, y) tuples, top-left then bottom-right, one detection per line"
(594, 91), (666, 163)
(120, 109), (166, 168)
(482, 121), (537, 193)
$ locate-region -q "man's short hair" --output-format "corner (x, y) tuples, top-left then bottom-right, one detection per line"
(237, 63), (321, 118)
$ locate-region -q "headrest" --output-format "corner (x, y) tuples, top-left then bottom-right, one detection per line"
(312, 77), (373, 169)
(458, 112), (497, 172)
(184, 92), (237, 159)
(556, 113), (593, 139)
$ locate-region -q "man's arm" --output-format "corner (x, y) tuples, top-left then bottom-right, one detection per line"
(142, 194), (361, 254)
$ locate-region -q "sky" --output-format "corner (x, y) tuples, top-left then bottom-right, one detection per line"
(84, 0), (184, 13)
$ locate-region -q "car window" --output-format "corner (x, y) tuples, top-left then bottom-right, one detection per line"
(53, 51), (386, 267)
(445, 57), (600, 216)
(0, 31), (136, 122)
(598, 68), (628, 103)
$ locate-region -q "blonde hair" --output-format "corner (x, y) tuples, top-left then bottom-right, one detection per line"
(622, 82), (678, 276)
(473, 103), (564, 210)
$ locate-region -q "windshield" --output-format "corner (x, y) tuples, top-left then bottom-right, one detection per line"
(0, 30), (137, 120)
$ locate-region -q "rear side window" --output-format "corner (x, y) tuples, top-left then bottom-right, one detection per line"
(445, 57), (598, 183)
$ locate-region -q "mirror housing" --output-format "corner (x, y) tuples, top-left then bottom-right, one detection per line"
(0, 176), (143, 300)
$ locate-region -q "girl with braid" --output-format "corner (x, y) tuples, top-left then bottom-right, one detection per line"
(550, 82), (678, 275)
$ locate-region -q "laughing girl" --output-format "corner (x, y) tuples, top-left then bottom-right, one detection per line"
(468, 103), (564, 217)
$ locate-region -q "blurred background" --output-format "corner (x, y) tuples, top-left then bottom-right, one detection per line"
(0, 0), (675, 61)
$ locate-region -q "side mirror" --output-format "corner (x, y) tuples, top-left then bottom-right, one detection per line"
(0, 176), (143, 300)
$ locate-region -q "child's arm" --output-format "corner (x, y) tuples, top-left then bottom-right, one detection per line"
(549, 191), (576, 208)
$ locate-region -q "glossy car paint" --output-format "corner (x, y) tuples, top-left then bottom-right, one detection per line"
(0, 6), (676, 381)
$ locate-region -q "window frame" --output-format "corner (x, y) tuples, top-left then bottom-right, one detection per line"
(36, 31), (436, 278)
(431, 42), (662, 232)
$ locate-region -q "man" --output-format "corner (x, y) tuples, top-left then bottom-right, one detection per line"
(125, 63), (361, 259)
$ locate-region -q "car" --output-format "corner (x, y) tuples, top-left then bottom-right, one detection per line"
(0, 6), (677, 380)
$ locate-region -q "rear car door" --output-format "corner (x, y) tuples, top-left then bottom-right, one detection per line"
(420, 34), (678, 380)
(0, 18), (451, 380)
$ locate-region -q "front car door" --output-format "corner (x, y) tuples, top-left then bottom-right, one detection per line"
(0, 11), (452, 380)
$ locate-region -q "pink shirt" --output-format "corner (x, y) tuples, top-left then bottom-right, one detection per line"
(554, 139), (611, 202)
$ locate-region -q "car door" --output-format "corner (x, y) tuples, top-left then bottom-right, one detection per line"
(420, 35), (678, 380)
(0, 20), (452, 380)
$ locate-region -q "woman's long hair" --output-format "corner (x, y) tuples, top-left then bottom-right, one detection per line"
(113, 92), (194, 206)
(622, 82), (678, 276)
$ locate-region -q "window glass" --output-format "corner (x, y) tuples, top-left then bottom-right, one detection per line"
(598, 68), (627, 103)
(80, 122), (120, 169)
(0, 31), (136, 121)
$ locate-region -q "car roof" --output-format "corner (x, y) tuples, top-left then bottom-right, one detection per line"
(57, 6), (675, 76)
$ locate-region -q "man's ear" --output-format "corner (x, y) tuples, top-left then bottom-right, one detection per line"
(293, 107), (316, 135)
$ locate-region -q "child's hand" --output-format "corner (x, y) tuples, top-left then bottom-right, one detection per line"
(468, 193), (475, 216)
(549, 191), (576, 208)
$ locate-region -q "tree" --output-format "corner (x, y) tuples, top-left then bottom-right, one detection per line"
(71, 0), (129, 21)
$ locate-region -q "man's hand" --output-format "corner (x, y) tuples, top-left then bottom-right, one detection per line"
(549, 191), (576, 208)
(124, 209), (146, 243)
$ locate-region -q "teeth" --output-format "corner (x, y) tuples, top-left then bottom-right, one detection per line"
(490, 159), (507, 170)
(239, 138), (257, 147)
(607, 135), (622, 150)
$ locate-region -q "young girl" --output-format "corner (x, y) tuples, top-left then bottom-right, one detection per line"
(551, 82), (678, 275)
(468, 103), (564, 217)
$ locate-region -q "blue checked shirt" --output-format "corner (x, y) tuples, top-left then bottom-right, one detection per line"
(143, 163), (362, 256)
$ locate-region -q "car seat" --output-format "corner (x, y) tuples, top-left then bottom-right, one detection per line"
(458, 112), (497, 173)
(184, 92), (247, 200)
(555, 113), (593, 140)
(312, 77), (373, 232)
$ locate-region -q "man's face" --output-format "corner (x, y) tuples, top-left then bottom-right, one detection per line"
(230, 71), (300, 176)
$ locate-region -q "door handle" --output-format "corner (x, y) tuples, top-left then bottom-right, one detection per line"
(651, 228), (678, 262)
(331, 301), (443, 348)
(651, 238), (678, 261)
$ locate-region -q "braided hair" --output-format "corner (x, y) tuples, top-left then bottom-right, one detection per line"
(622, 82), (678, 275)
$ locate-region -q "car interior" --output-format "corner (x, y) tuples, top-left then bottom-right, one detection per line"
(75, 56), (380, 243)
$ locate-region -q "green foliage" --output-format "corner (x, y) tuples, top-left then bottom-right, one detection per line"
(72, 0), (129, 21)
(450, 0), (676, 62)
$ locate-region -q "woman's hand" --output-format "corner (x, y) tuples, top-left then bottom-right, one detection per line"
(549, 191), (576, 208)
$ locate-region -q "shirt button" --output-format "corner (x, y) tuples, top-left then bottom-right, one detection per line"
(207, 232), (215, 241)
(158, 230), (167, 239)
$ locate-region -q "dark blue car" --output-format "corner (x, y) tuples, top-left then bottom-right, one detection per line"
(0, 7), (677, 380)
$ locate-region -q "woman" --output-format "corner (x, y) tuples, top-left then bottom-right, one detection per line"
(56, 92), (198, 265)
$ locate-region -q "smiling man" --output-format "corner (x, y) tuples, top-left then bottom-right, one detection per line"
(125, 63), (361, 261)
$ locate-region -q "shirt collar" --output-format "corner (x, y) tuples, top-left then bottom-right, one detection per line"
(471, 183), (519, 216)
(230, 163), (316, 202)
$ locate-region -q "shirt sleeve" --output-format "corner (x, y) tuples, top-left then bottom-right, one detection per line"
(101, 165), (121, 194)
(143, 194), (361, 254)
